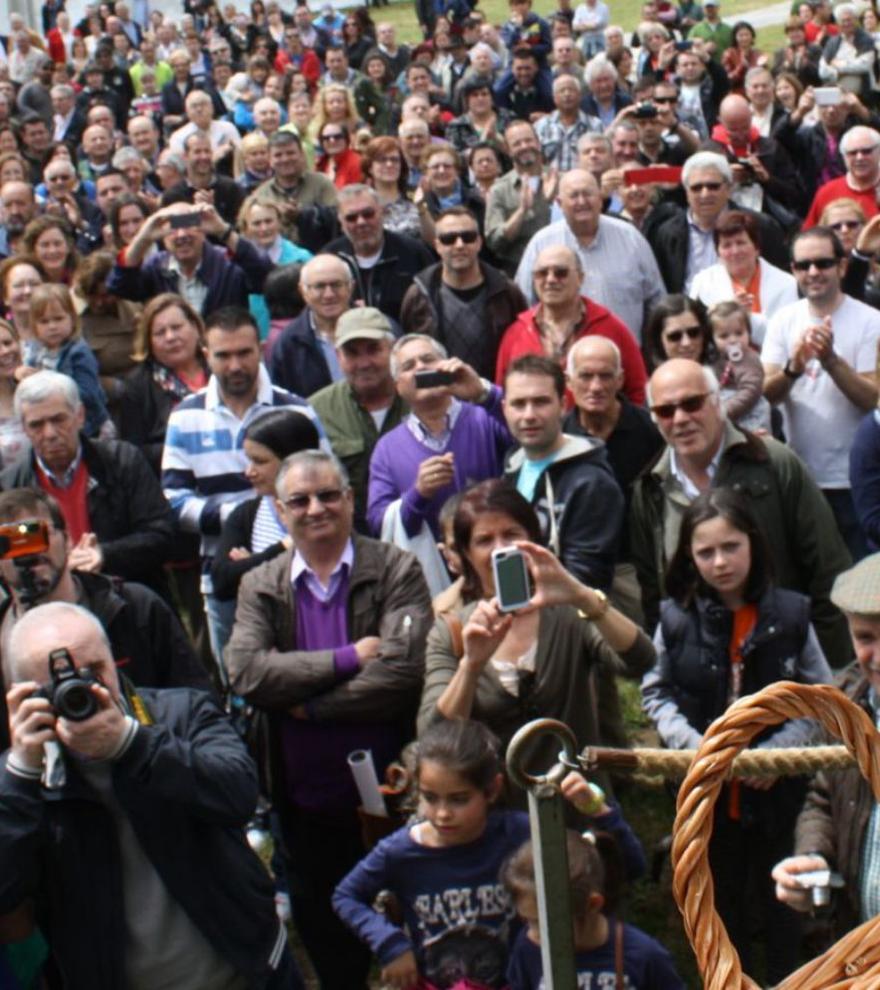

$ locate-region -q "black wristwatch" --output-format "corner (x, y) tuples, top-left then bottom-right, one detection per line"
(783, 360), (803, 380)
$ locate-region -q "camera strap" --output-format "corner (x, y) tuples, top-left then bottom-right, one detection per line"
(121, 676), (154, 727)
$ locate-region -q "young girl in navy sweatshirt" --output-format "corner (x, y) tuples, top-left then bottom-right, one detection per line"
(333, 718), (644, 989)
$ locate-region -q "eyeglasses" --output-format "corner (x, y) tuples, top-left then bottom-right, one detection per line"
(322, 131), (345, 141)
(304, 279), (348, 293)
(663, 325), (703, 343)
(375, 155), (401, 165)
(282, 488), (346, 511)
(791, 257), (838, 271)
(428, 161), (456, 171)
(844, 146), (880, 157)
(830, 219), (863, 231)
(653, 95), (677, 104)
(341, 206), (377, 224)
(650, 393), (711, 419)
(533, 265), (572, 280)
(437, 229), (479, 245)
(688, 181), (724, 192)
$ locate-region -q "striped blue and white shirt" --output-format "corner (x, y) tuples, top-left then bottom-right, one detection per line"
(161, 364), (325, 593)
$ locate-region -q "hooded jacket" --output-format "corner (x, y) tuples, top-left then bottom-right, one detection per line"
(504, 434), (623, 591)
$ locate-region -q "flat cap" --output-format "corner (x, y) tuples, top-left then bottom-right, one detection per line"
(831, 554), (880, 615)
(335, 307), (393, 348)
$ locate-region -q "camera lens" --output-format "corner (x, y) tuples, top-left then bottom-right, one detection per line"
(55, 682), (98, 721)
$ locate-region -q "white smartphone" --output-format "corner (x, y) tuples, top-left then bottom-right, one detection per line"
(492, 546), (532, 613)
(814, 87), (842, 106)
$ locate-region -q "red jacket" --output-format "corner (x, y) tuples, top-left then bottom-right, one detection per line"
(316, 147), (364, 189)
(274, 48), (322, 91)
(495, 297), (648, 406)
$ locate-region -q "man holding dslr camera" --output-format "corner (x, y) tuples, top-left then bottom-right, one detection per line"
(0, 601), (303, 988)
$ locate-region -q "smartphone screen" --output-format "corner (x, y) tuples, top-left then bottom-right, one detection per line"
(493, 548), (530, 612)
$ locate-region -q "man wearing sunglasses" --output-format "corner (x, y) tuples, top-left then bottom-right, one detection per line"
(802, 125), (880, 228)
(325, 184), (435, 325)
(227, 449), (432, 990)
(400, 206), (527, 381)
(630, 357), (852, 664)
(762, 227), (880, 560)
(644, 150), (788, 294)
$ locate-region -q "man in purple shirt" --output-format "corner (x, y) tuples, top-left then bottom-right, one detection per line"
(226, 449), (432, 990)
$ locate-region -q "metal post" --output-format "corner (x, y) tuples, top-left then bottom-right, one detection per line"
(507, 719), (579, 990)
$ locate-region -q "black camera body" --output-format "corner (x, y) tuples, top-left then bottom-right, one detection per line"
(633, 102), (659, 120)
(33, 649), (100, 722)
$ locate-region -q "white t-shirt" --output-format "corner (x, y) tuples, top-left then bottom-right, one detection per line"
(762, 295), (880, 487)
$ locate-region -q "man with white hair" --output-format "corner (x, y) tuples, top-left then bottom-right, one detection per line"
(580, 56), (631, 126)
(630, 357), (852, 662)
(252, 96), (282, 140)
(0, 600), (301, 988)
(643, 150), (788, 293)
(803, 124), (880, 226)
(168, 88), (241, 160)
(516, 168), (664, 341)
(818, 3), (876, 100)
(534, 74), (601, 170)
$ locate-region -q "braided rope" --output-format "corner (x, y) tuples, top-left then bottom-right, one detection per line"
(671, 681), (880, 990)
(580, 744), (855, 782)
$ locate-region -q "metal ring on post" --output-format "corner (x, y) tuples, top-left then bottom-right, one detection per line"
(506, 718), (579, 791)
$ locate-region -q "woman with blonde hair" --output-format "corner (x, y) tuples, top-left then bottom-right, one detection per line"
(0, 255), (46, 341)
(307, 83), (360, 143)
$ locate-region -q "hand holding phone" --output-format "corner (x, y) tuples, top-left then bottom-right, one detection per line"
(492, 546), (532, 613)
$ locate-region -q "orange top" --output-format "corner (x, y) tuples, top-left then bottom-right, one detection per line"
(727, 602), (758, 820)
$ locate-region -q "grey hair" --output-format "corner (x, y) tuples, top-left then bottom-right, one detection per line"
(577, 132), (612, 154)
(157, 150), (186, 174)
(337, 184), (380, 206)
(604, 24), (624, 39)
(841, 126), (880, 155)
(275, 449), (350, 499)
(682, 151), (732, 186)
(584, 55), (618, 86)
(14, 371), (82, 420)
(744, 65), (772, 86)
(553, 72), (583, 95)
(389, 333), (448, 379)
(606, 119), (638, 139)
(112, 146), (146, 170)
(50, 84), (75, 100)
(637, 20), (668, 42)
(9, 602), (111, 681)
(645, 363), (722, 407)
(834, 2), (857, 18)
(566, 335), (622, 375)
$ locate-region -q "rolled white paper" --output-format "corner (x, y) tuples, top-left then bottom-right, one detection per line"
(348, 749), (388, 817)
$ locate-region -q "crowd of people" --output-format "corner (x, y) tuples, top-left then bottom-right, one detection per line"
(2, 0), (880, 986)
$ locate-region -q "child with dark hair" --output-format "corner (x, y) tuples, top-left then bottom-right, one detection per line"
(641, 487), (832, 984)
(503, 829), (684, 989)
(333, 718), (643, 989)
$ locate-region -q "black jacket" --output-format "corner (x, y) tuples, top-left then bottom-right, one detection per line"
(161, 175), (246, 227)
(400, 261), (528, 380)
(643, 203), (789, 295)
(210, 496), (287, 601)
(324, 230), (436, 324)
(0, 437), (175, 593)
(0, 687), (283, 990)
(701, 133), (806, 218)
(504, 434), (624, 591)
(117, 360), (181, 476)
(268, 308), (333, 398)
(0, 571), (212, 750)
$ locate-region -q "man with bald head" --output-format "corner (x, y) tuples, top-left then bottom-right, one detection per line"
(702, 92), (803, 219)
(270, 254), (355, 397)
(498, 244), (647, 401)
(0, 601), (303, 988)
(515, 168), (665, 341)
(253, 97), (282, 140)
(0, 181), (36, 256)
(803, 124), (880, 227)
(630, 358), (852, 662)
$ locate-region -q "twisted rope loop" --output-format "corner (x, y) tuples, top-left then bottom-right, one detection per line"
(671, 681), (880, 990)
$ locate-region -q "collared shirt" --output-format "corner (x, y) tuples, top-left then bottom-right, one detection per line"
(290, 538), (354, 603)
(166, 255), (209, 315)
(684, 210), (718, 293)
(534, 110), (602, 171)
(35, 445), (83, 489)
(405, 399), (463, 452)
(668, 440), (723, 501)
(308, 309), (343, 383)
(53, 110), (74, 142)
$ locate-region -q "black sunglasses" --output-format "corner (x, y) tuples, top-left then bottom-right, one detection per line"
(437, 229), (479, 245)
(650, 393), (711, 420)
(534, 265), (572, 280)
(791, 257), (838, 271)
(688, 181), (724, 193)
(342, 206), (377, 224)
(664, 326), (703, 344)
(282, 488), (346, 511)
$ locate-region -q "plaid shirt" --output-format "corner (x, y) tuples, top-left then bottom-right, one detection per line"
(534, 110), (602, 171)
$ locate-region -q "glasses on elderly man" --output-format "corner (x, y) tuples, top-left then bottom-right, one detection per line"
(282, 489), (347, 512)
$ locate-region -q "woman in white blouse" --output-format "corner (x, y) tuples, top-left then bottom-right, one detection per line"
(689, 209), (798, 346)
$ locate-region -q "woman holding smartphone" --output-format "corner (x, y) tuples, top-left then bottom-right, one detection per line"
(418, 479), (654, 779)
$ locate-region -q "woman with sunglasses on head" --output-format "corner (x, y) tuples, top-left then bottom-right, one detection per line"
(641, 487), (832, 985)
(316, 123), (364, 188)
(643, 295), (717, 373)
(688, 210), (798, 348)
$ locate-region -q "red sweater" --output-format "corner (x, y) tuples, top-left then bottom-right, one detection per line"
(803, 175), (879, 229)
(495, 297), (648, 406)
